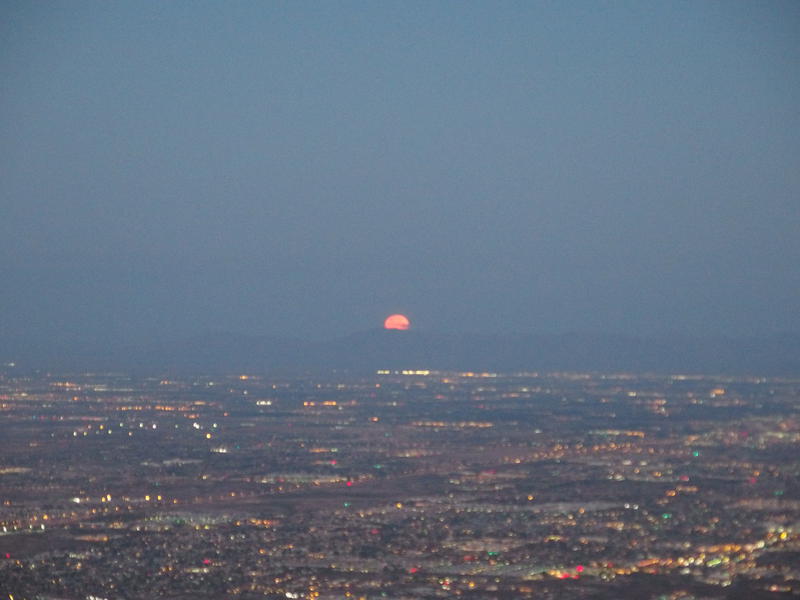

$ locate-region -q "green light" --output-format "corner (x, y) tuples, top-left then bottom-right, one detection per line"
(343, 502), (351, 507)
(692, 451), (700, 457)
(662, 513), (672, 519)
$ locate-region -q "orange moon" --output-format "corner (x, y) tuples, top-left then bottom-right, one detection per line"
(384, 314), (410, 330)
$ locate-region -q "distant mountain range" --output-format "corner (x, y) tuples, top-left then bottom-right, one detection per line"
(4, 330), (800, 376)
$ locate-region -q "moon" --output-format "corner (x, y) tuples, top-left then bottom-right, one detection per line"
(384, 314), (410, 330)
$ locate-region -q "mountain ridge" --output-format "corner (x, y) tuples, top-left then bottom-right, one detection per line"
(3, 330), (800, 376)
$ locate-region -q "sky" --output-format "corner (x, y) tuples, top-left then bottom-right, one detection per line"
(2, 1), (799, 345)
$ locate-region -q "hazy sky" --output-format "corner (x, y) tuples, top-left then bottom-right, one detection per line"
(2, 1), (799, 344)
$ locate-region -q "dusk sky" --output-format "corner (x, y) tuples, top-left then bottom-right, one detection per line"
(2, 1), (799, 346)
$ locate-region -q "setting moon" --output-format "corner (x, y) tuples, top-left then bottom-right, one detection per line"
(384, 314), (410, 330)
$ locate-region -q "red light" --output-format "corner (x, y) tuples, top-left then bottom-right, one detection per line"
(4, 553), (9, 559)
(409, 567), (418, 574)
(203, 558), (212, 565)
(346, 480), (353, 487)
(576, 565), (584, 572)
(370, 528), (379, 535)
(384, 314), (410, 330)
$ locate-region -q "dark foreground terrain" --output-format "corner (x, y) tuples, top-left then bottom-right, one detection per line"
(1, 368), (799, 599)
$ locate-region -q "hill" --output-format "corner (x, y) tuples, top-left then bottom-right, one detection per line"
(4, 330), (800, 376)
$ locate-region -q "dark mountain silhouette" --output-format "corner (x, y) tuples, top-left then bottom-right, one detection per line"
(3, 330), (800, 376)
